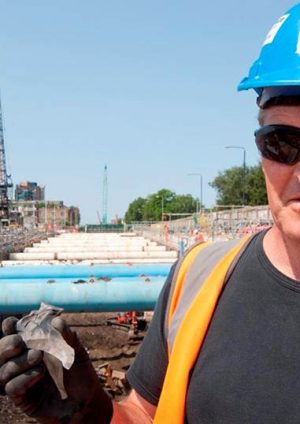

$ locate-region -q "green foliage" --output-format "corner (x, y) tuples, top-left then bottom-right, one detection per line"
(124, 189), (198, 223)
(209, 163), (267, 206)
(246, 165), (267, 205)
(124, 197), (147, 223)
(125, 164), (267, 223)
(170, 194), (197, 214)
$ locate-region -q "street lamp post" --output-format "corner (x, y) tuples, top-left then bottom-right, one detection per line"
(44, 186), (48, 230)
(188, 173), (203, 213)
(225, 146), (247, 205)
(156, 195), (164, 221)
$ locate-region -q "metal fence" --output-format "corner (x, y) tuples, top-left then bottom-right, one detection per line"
(132, 205), (273, 252)
(81, 224), (125, 233)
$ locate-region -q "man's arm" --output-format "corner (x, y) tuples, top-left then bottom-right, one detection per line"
(0, 317), (159, 423)
(112, 390), (156, 423)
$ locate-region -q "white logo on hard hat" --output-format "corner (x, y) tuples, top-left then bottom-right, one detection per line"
(263, 14), (289, 46)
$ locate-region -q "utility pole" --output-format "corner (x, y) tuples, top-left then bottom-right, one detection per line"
(0, 96), (12, 223)
(225, 146), (247, 205)
(188, 173), (203, 213)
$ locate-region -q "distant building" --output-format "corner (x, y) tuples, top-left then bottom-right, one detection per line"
(67, 206), (81, 227)
(11, 200), (80, 230)
(15, 181), (45, 202)
(37, 202), (80, 229)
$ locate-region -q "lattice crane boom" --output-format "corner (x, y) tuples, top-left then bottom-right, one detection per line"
(0, 96), (12, 221)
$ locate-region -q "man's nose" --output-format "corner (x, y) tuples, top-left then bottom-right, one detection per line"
(293, 161), (300, 181)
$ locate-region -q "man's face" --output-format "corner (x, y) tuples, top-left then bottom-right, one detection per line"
(261, 105), (300, 241)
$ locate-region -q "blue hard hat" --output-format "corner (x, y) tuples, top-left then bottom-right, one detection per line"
(238, 3), (300, 94)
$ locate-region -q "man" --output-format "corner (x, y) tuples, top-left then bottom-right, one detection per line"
(2, 3), (300, 423)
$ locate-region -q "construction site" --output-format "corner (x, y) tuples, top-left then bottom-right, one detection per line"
(5, 1), (300, 422)
(0, 209), (273, 424)
(0, 221), (273, 423)
(0, 93), (273, 423)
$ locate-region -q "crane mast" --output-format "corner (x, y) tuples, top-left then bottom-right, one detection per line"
(0, 97), (12, 222)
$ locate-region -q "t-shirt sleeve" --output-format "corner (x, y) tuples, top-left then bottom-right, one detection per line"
(126, 262), (177, 405)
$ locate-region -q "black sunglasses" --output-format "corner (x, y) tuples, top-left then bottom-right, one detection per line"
(255, 125), (300, 165)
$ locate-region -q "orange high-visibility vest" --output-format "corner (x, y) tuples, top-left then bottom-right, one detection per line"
(153, 235), (253, 424)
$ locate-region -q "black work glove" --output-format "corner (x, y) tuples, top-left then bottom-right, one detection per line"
(0, 316), (113, 423)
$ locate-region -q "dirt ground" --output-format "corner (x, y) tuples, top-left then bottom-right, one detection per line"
(0, 312), (145, 423)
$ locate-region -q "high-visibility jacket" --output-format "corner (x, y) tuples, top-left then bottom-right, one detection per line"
(153, 235), (254, 424)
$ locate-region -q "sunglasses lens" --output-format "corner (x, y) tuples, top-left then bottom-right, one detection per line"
(255, 126), (300, 164)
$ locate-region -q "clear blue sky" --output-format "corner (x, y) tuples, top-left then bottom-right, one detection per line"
(0, 1), (296, 224)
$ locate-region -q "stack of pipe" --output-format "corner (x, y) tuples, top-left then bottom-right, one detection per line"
(9, 232), (177, 263)
(0, 263), (172, 314)
(1, 233), (176, 314)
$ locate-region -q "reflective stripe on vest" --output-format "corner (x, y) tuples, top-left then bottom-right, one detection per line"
(154, 235), (253, 424)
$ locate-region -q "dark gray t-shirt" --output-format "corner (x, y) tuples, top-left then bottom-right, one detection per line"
(127, 231), (300, 423)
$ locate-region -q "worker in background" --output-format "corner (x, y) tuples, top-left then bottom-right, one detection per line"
(2, 3), (300, 423)
(192, 228), (205, 243)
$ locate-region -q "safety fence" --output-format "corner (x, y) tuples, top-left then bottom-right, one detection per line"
(132, 205), (273, 252)
(81, 224), (125, 233)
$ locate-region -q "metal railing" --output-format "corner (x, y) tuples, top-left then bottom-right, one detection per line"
(131, 206), (273, 252)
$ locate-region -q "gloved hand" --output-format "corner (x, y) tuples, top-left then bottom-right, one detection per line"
(0, 316), (113, 423)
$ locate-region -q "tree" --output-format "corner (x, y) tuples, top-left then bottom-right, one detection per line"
(124, 197), (146, 223)
(169, 194), (197, 215)
(124, 189), (198, 223)
(209, 163), (267, 206)
(246, 165), (268, 205)
(143, 189), (176, 222)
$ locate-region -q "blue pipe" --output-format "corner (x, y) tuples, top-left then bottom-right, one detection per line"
(0, 277), (166, 314)
(0, 276), (164, 285)
(0, 264), (173, 279)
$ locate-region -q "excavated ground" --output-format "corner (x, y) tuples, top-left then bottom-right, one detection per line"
(0, 312), (144, 423)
